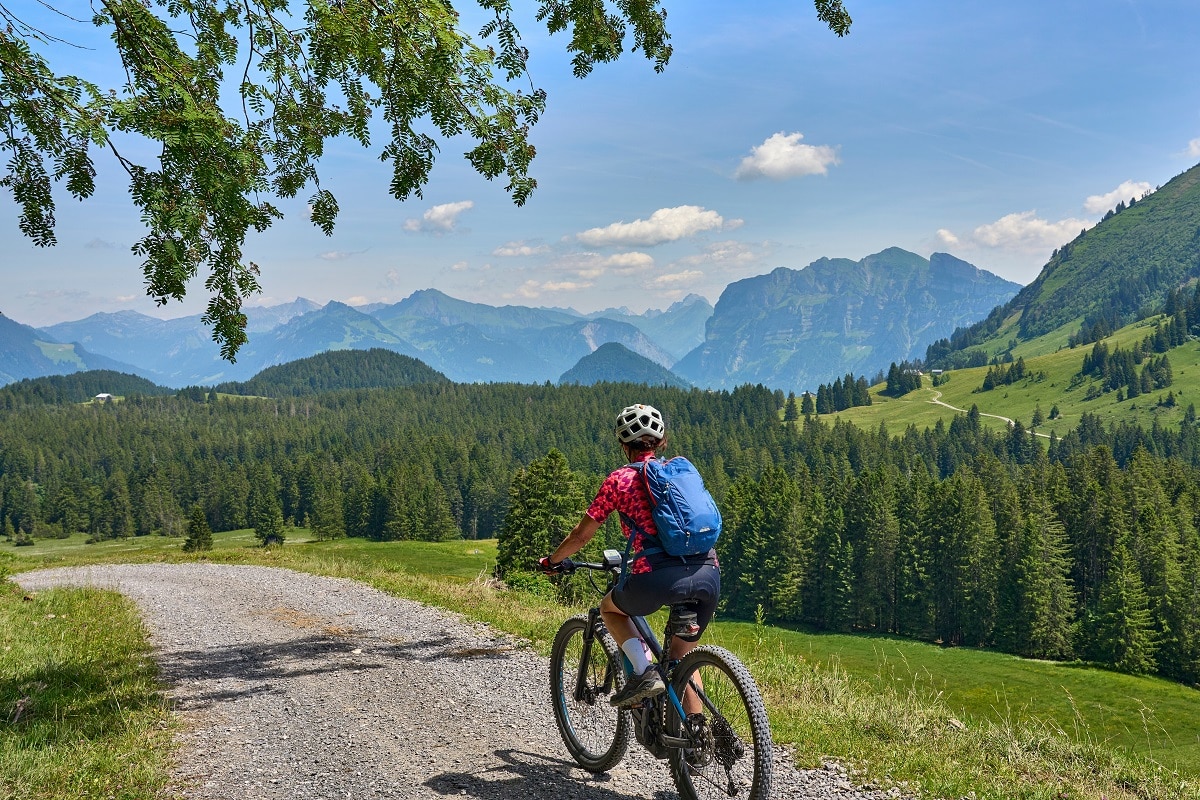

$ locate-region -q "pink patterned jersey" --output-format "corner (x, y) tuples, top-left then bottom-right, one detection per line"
(586, 453), (658, 574)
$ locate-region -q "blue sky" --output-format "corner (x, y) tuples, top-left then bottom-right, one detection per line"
(4, 0), (1200, 326)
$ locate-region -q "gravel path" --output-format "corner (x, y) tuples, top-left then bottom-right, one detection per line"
(13, 564), (911, 800)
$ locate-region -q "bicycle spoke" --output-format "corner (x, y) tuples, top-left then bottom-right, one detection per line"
(669, 646), (772, 800)
(550, 615), (630, 773)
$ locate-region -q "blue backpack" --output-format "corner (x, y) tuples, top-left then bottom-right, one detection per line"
(621, 457), (722, 558)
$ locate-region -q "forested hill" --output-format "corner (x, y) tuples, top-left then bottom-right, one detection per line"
(929, 161), (1200, 362)
(558, 342), (691, 388)
(0, 370), (172, 408)
(212, 349), (449, 397)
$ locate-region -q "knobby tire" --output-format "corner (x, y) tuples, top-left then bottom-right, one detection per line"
(549, 614), (631, 773)
(667, 645), (773, 800)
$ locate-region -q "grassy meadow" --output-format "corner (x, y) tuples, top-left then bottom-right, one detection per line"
(832, 314), (1200, 437)
(4, 531), (1200, 799)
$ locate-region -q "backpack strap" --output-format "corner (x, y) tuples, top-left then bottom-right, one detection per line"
(619, 510), (664, 561)
(620, 460), (665, 560)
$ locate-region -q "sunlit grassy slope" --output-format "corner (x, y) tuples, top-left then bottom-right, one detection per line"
(6, 532), (1200, 797)
(833, 314), (1199, 437)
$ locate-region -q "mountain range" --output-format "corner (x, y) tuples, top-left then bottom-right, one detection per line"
(2, 248), (1021, 391)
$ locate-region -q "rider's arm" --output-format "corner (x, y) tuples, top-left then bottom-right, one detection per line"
(548, 514), (602, 565)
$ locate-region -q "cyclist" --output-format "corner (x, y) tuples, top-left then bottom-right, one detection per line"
(540, 403), (720, 708)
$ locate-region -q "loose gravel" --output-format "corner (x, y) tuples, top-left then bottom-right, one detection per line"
(14, 563), (915, 800)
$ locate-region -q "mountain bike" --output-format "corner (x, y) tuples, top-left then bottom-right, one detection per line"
(548, 549), (773, 800)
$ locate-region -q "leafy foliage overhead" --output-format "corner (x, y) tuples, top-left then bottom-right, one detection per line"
(0, 0), (851, 360)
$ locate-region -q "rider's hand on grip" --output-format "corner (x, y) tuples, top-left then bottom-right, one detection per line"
(539, 556), (574, 575)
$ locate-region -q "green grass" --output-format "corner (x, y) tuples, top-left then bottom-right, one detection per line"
(6, 533), (1200, 797)
(831, 314), (1200, 438)
(31, 342), (84, 368)
(0, 555), (173, 800)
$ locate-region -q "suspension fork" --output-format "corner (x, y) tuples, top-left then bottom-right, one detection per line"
(573, 607), (615, 702)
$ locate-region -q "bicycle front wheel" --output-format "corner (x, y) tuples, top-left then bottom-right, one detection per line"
(667, 645), (773, 800)
(549, 614), (631, 773)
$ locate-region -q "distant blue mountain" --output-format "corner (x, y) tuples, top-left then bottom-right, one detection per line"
(559, 342), (691, 389)
(6, 252), (1018, 390)
(0, 313), (142, 386)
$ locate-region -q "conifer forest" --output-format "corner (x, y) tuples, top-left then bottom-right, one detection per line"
(4, 380), (1200, 685)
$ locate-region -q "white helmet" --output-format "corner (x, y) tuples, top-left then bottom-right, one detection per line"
(615, 404), (665, 444)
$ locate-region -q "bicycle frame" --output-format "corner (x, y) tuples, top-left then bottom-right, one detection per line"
(569, 551), (699, 757)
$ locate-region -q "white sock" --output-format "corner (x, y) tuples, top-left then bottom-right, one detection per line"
(621, 638), (652, 675)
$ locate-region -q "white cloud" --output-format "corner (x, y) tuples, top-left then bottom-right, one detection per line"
(404, 200), (474, 232)
(451, 261), (470, 272)
(1188, 138), (1200, 158)
(936, 229), (960, 246)
(576, 206), (731, 247)
(508, 279), (593, 301)
(734, 132), (840, 181)
(346, 296), (370, 305)
(492, 241), (550, 257)
(319, 250), (364, 261)
(603, 252), (655, 274)
(676, 240), (767, 270)
(84, 238), (117, 249)
(970, 211), (1092, 251)
(1084, 180), (1154, 215)
(548, 251), (655, 280)
(652, 270), (704, 287)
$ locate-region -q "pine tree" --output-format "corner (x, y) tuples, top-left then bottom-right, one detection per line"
(310, 481), (346, 541)
(182, 505), (214, 552)
(845, 466), (900, 632)
(495, 449), (585, 578)
(1014, 484), (1075, 659)
(1086, 541), (1157, 674)
(783, 392), (800, 422)
(251, 477), (287, 547)
(800, 392), (815, 416)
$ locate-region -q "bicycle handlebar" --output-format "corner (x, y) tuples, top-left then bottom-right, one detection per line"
(540, 549), (624, 576)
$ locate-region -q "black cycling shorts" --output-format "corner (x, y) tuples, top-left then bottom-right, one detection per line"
(611, 558), (721, 640)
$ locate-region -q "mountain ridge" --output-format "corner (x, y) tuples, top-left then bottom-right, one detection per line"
(674, 248), (1020, 390)
(6, 250), (1014, 389)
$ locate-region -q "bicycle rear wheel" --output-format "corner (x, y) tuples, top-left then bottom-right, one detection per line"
(549, 614), (631, 773)
(667, 645), (773, 800)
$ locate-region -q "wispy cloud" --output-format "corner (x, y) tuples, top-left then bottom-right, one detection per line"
(404, 200), (475, 233)
(84, 238), (118, 249)
(1187, 138), (1200, 158)
(734, 132), (839, 181)
(576, 206), (735, 247)
(674, 240), (768, 271)
(936, 229), (961, 246)
(492, 241), (551, 257)
(1083, 180), (1153, 215)
(319, 249), (367, 261)
(652, 270), (704, 287)
(551, 251), (655, 280)
(507, 279), (594, 301)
